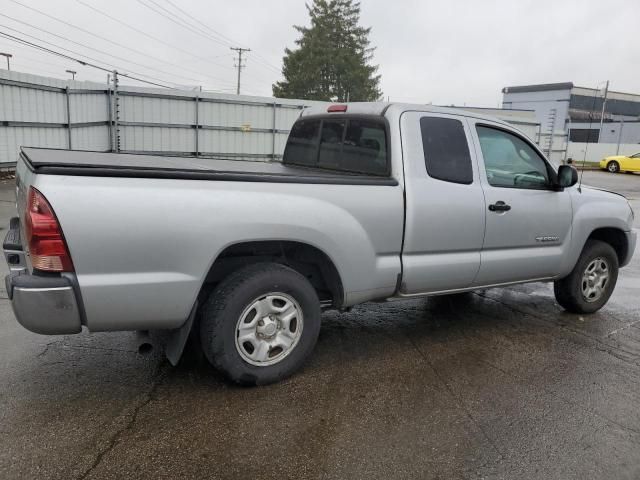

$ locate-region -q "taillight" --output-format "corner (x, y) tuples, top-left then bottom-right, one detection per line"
(24, 187), (74, 272)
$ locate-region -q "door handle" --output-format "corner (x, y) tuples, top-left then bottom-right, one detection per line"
(488, 201), (511, 212)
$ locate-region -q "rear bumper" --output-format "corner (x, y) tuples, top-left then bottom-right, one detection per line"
(4, 217), (82, 335)
(5, 273), (82, 335)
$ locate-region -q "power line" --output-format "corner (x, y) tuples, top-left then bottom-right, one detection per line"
(0, 15), (212, 86)
(136, 0), (280, 79)
(0, 30), (175, 89)
(160, 0), (282, 74)
(74, 0), (235, 84)
(133, 0), (268, 86)
(162, 0), (246, 48)
(0, 30), (242, 94)
(134, 0), (232, 51)
(133, 0), (267, 84)
(246, 52), (281, 74)
(8, 0), (230, 86)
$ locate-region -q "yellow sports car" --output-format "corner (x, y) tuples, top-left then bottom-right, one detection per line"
(600, 153), (640, 173)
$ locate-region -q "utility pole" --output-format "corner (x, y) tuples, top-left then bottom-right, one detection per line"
(0, 52), (12, 70)
(598, 80), (609, 142)
(230, 47), (250, 95)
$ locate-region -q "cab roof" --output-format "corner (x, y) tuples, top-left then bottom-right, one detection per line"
(300, 101), (513, 128)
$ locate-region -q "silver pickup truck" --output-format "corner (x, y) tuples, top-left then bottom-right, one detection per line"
(4, 102), (636, 385)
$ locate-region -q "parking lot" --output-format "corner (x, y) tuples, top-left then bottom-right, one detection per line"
(0, 170), (638, 480)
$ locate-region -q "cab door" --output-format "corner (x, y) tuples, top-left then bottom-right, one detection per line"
(400, 112), (486, 294)
(469, 120), (573, 286)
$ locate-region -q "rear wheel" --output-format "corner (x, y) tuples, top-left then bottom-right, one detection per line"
(200, 262), (321, 385)
(607, 161), (620, 173)
(554, 240), (618, 314)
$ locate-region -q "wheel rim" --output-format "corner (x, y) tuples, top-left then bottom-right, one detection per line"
(235, 292), (303, 366)
(608, 163), (618, 172)
(581, 257), (610, 303)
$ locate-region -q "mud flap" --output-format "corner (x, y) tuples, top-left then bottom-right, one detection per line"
(165, 301), (197, 366)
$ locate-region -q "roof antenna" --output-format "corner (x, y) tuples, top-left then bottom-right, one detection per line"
(578, 82), (607, 193)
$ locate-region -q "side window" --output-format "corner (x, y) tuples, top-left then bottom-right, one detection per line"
(420, 117), (473, 184)
(282, 119), (320, 167)
(476, 126), (551, 189)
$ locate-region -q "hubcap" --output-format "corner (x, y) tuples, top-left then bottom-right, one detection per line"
(608, 163), (618, 172)
(235, 293), (303, 366)
(581, 257), (610, 303)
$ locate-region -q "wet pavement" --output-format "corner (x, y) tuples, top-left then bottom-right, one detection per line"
(0, 170), (639, 479)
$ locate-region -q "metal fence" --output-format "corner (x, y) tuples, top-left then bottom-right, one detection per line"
(0, 70), (326, 166)
(1, 70), (548, 168)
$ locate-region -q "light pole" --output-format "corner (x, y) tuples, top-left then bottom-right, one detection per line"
(0, 52), (12, 70)
(598, 80), (609, 141)
(66, 69), (77, 80)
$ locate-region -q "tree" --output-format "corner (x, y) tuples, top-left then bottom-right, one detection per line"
(273, 0), (381, 102)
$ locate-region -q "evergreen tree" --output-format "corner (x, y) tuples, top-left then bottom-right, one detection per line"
(273, 0), (381, 102)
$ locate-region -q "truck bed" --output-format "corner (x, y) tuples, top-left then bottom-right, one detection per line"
(21, 147), (397, 186)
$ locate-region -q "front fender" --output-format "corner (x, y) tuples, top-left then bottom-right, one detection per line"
(560, 187), (635, 276)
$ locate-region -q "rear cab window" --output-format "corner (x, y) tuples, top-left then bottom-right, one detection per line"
(283, 116), (389, 176)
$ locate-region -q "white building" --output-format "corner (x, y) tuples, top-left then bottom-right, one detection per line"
(502, 82), (640, 162)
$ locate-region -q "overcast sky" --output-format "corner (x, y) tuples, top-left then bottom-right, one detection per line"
(0, 0), (638, 106)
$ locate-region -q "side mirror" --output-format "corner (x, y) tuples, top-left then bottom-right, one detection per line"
(557, 165), (578, 188)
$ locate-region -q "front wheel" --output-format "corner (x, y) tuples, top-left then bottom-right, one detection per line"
(554, 240), (618, 314)
(200, 262), (321, 385)
(607, 161), (620, 173)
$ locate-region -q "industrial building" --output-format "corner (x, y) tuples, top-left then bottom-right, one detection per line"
(502, 82), (640, 162)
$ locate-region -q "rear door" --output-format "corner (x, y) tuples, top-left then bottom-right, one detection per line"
(469, 120), (573, 286)
(400, 112), (486, 294)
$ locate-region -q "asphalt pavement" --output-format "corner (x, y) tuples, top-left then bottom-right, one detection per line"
(0, 170), (639, 479)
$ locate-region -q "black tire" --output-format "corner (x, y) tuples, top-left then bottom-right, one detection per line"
(554, 239), (618, 314)
(607, 161), (620, 173)
(200, 262), (321, 385)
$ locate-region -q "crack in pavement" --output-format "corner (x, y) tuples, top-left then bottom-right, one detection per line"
(75, 363), (167, 480)
(405, 333), (505, 461)
(471, 354), (640, 443)
(606, 317), (640, 338)
(61, 344), (140, 354)
(473, 292), (640, 366)
(38, 341), (140, 357)
(37, 339), (64, 357)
